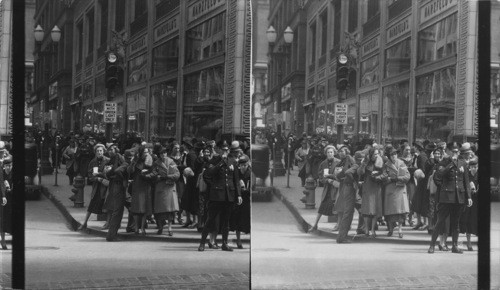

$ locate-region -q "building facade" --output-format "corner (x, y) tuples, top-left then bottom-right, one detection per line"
(265, 0), (307, 136)
(58, 0), (250, 142)
(0, 0), (12, 139)
(296, 0), (478, 144)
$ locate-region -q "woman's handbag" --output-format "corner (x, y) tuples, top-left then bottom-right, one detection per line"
(197, 169), (208, 193)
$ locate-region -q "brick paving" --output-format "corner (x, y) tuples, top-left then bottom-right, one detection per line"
(0, 272), (249, 289)
(253, 273), (477, 289)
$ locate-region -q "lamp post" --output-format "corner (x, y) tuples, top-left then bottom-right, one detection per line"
(267, 25), (294, 177)
(34, 25), (62, 176)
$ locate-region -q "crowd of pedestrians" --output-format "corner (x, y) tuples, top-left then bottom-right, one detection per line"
(23, 128), (251, 251)
(258, 130), (478, 250)
(0, 141), (12, 250)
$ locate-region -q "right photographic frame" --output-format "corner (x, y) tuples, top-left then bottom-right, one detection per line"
(250, 0), (494, 289)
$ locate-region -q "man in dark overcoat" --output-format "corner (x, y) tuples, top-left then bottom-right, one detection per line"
(428, 145), (472, 254)
(198, 147), (242, 251)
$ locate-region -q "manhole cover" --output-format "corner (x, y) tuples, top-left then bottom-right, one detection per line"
(253, 248), (289, 252)
(25, 246), (59, 250)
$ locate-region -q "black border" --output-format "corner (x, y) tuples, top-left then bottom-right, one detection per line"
(12, 0), (25, 289)
(478, 1), (491, 289)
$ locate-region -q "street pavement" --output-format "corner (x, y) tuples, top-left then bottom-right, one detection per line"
(267, 167), (478, 245)
(0, 182), (249, 289)
(33, 168), (249, 244)
(251, 186), (480, 289)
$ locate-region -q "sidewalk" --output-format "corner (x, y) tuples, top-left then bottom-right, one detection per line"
(269, 167), (479, 245)
(35, 168), (249, 244)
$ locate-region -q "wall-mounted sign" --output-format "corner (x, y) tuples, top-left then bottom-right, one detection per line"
(154, 16), (179, 42)
(188, 0), (226, 23)
(129, 35), (147, 55)
(49, 82), (58, 101)
(335, 103), (348, 125)
(128, 115), (137, 121)
(362, 36), (379, 56)
(281, 83), (291, 102)
(420, 0), (457, 24)
(387, 16), (412, 43)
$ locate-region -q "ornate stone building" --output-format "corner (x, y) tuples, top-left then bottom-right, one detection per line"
(300, 0), (478, 144)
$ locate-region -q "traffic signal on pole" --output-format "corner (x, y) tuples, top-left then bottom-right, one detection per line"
(105, 52), (123, 89)
(336, 53), (349, 91)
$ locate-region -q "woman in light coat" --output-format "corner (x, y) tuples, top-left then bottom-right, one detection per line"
(308, 145), (339, 232)
(375, 147), (410, 238)
(357, 147), (384, 237)
(77, 144), (110, 230)
(152, 148), (180, 236)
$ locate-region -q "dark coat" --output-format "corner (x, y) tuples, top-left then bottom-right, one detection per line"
(76, 143), (95, 177)
(433, 157), (471, 204)
(87, 156), (110, 202)
(204, 155), (241, 202)
(104, 154), (128, 212)
(333, 155), (357, 214)
(317, 157), (341, 203)
(127, 158), (155, 214)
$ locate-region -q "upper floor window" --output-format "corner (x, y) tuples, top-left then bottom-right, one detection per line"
(99, 0), (108, 47)
(332, 1), (341, 48)
(320, 10), (328, 57)
(417, 13), (457, 66)
(348, 1), (358, 32)
(309, 21), (317, 63)
(367, 0), (380, 20)
(115, 0), (125, 32)
(185, 12), (226, 65)
(134, 0), (148, 19)
(86, 8), (95, 56)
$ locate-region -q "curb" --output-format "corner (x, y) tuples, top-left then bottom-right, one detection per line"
(40, 186), (250, 244)
(272, 187), (477, 245)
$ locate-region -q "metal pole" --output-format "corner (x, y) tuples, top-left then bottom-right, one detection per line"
(38, 138), (43, 185)
(54, 141), (59, 186)
(270, 141), (275, 187)
(286, 139), (290, 188)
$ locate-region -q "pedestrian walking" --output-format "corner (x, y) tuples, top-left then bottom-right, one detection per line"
(428, 144), (472, 254)
(105, 149), (130, 242)
(0, 152), (12, 250)
(78, 144), (110, 231)
(377, 147), (410, 238)
(127, 145), (155, 235)
(230, 154), (251, 249)
(62, 139), (79, 186)
(358, 148), (384, 238)
(459, 157), (478, 251)
(152, 148), (180, 236)
(308, 145), (339, 233)
(295, 139), (310, 186)
(333, 146), (357, 244)
(169, 141), (186, 225)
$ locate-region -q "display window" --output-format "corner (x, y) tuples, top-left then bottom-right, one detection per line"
(152, 36), (179, 77)
(128, 53), (148, 85)
(385, 38), (411, 78)
(415, 67), (456, 142)
(126, 88), (147, 137)
(417, 13), (457, 66)
(359, 90), (379, 138)
(360, 55), (380, 87)
(185, 12), (226, 65)
(183, 65), (224, 140)
(382, 81), (409, 141)
(150, 81), (177, 139)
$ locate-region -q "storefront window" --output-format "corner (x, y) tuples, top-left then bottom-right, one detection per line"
(385, 38), (411, 78)
(360, 55), (379, 87)
(126, 88), (147, 137)
(326, 103), (335, 135)
(382, 81), (409, 141)
(83, 105), (93, 132)
(417, 13), (457, 66)
(183, 65), (224, 140)
(185, 12), (226, 65)
(359, 90), (379, 138)
(307, 87), (315, 102)
(83, 81), (92, 101)
(315, 105), (326, 134)
(345, 103), (356, 136)
(128, 53), (148, 85)
(150, 81), (177, 139)
(415, 67), (456, 142)
(112, 102), (123, 135)
(152, 36), (179, 77)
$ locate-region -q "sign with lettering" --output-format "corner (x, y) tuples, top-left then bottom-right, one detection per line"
(154, 16), (179, 42)
(387, 16), (412, 43)
(104, 101), (117, 123)
(420, 0), (457, 24)
(188, 0), (226, 23)
(129, 35), (147, 55)
(335, 104), (348, 125)
(362, 37), (379, 56)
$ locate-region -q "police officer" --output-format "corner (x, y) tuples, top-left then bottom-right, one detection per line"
(198, 142), (242, 252)
(428, 145), (473, 254)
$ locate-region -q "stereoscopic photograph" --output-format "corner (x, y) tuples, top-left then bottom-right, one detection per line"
(0, 0), (497, 289)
